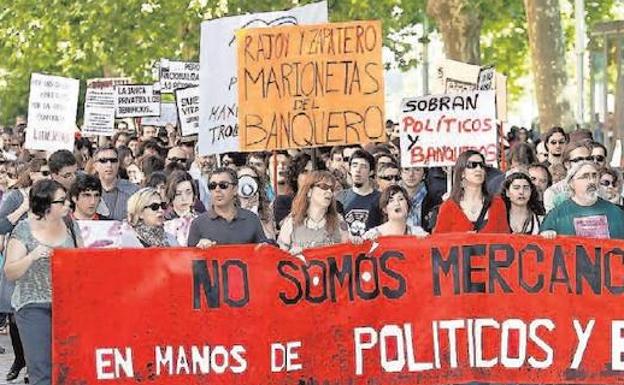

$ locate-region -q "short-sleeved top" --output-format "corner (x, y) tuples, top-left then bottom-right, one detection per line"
(187, 207), (268, 246)
(336, 189), (382, 237)
(10, 218), (80, 311)
(540, 198), (624, 239)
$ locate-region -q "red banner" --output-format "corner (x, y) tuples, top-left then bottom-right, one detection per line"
(52, 234), (624, 384)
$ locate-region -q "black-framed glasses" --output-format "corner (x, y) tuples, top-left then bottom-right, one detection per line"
(144, 202), (167, 211)
(600, 180), (616, 187)
(569, 156), (592, 163)
(51, 197), (68, 205)
(208, 181), (235, 191)
(379, 175), (401, 182)
(590, 155), (606, 163)
(167, 157), (187, 164)
(97, 158), (119, 164)
(466, 161), (486, 169)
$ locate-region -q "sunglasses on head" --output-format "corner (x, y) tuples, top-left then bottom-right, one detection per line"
(144, 202), (167, 211)
(379, 175), (401, 182)
(208, 181), (235, 191)
(466, 161), (485, 169)
(314, 182), (334, 191)
(97, 157), (119, 164)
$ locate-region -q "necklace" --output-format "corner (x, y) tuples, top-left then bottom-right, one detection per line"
(305, 216), (326, 230)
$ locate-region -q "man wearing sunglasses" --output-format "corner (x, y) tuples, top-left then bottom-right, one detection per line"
(590, 141), (608, 170)
(376, 162), (401, 192)
(543, 140), (592, 213)
(94, 146), (139, 221)
(165, 146), (189, 169)
(542, 126), (568, 167)
(187, 167), (268, 248)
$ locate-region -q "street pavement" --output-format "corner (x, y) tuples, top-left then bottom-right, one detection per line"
(0, 331), (25, 385)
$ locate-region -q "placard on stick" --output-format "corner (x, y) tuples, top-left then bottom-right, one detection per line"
(25, 73), (79, 151)
(400, 90), (497, 168)
(159, 59), (200, 94)
(237, 20), (386, 151)
(83, 77), (130, 136)
(175, 86), (200, 136)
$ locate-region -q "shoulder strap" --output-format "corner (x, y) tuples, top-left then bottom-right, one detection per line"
(63, 216), (78, 247)
(473, 198), (492, 232)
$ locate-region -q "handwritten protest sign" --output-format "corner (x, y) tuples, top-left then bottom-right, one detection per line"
(83, 78), (131, 136)
(24, 73), (79, 151)
(198, 1), (328, 155)
(237, 20), (385, 151)
(53, 234), (624, 385)
(141, 102), (178, 127)
(400, 90), (497, 167)
(433, 59), (507, 121)
(175, 87), (200, 136)
(114, 84), (160, 118)
(159, 59), (200, 94)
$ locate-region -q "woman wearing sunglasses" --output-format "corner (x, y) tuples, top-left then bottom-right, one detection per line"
(4, 179), (81, 385)
(278, 170), (348, 256)
(126, 187), (177, 247)
(433, 150), (510, 234)
(501, 172), (544, 235)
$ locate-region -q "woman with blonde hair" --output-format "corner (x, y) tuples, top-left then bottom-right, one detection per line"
(127, 187), (177, 247)
(278, 170), (348, 255)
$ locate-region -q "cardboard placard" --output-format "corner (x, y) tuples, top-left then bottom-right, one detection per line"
(142, 102), (178, 127)
(237, 20), (386, 151)
(114, 84), (161, 118)
(53, 234), (624, 385)
(24, 73), (79, 151)
(159, 60), (200, 94)
(175, 87), (200, 136)
(198, 1), (328, 155)
(400, 91), (497, 167)
(83, 78), (131, 136)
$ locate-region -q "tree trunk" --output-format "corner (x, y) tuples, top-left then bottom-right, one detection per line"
(524, 0), (573, 132)
(427, 0), (482, 65)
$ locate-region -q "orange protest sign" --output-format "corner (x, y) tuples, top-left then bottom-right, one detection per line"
(237, 20), (386, 151)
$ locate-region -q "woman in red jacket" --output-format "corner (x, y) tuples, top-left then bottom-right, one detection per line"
(433, 150), (510, 234)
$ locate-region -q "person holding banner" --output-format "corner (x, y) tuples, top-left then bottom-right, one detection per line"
(127, 187), (177, 247)
(277, 171), (348, 255)
(433, 150), (510, 234)
(541, 161), (624, 239)
(68, 174), (106, 220)
(4, 179), (82, 385)
(501, 172), (544, 234)
(163, 171), (198, 247)
(363, 185), (427, 240)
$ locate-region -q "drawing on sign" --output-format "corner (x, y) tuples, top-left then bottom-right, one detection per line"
(237, 20), (386, 151)
(198, 1), (328, 155)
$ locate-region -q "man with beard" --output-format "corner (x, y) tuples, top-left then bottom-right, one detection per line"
(336, 150), (381, 238)
(540, 161), (624, 239)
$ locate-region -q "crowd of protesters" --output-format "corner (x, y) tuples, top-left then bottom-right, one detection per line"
(0, 117), (620, 385)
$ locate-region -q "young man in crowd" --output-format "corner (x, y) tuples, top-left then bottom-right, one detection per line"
(69, 174), (105, 220)
(528, 163), (552, 200)
(541, 161), (624, 239)
(376, 162), (401, 192)
(187, 167), (268, 247)
(247, 152), (274, 201)
(139, 124), (158, 142)
(165, 146), (189, 170)
(336, 150), (381, 238)
(94, 146), (139, 220)
(542, 126), (569, 167)
(590, 141), (608, 170)
(401, 166), (427, 229)
(49, 149), (78, 190)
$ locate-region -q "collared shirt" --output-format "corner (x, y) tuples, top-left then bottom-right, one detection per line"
(187, 207), (268, 246)
(98, 179), (140, 221)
